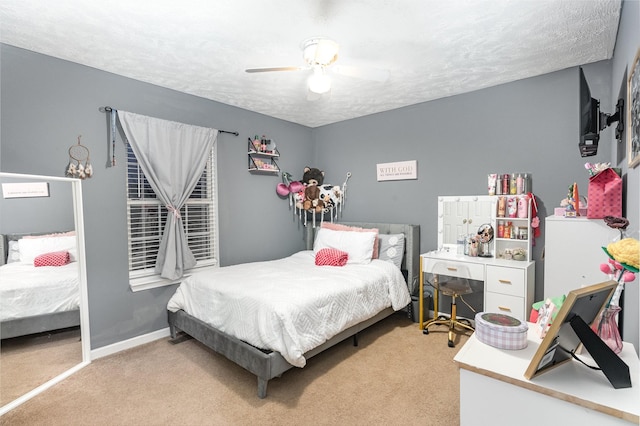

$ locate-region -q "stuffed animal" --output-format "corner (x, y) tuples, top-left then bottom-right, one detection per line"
(301, 166), (325, 212)
(318, 184), (342, 212)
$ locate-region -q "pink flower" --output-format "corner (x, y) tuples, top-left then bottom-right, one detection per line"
(608, 258), (624, 270)
(622, 271), (636, 283)
(600, 263), (614, 274)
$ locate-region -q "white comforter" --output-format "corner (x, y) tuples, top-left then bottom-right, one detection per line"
(167, 250), (411, 367)
(0, 262), (80, 321)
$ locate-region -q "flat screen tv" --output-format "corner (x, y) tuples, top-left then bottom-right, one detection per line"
(579, 67), (600, 157)
(578, 67), (624, 157)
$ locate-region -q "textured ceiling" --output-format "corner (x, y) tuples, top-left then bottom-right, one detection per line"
(0, 0), (622, 128)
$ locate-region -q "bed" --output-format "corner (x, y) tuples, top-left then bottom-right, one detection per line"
(0, 232), (81, 339)
(167, 222), (419, 398)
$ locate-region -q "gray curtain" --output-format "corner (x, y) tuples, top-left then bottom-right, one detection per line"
(118, 111), (218, 280)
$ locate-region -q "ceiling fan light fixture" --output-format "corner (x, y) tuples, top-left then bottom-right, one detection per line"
(303, 38), (339, 67)
(308, 68), (331, 94)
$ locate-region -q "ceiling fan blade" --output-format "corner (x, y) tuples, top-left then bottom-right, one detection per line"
(245, 66), (306, 73)
(332, 64), (390, 82)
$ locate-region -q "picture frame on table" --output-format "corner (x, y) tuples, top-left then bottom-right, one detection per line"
(524, 280), (631, 389)
(628, 47), (640, 168)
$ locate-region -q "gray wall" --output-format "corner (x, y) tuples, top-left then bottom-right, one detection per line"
(610, 0), (640, 354)
(0, 178), (75, 235)
(313, 66), (605, 291)
(1, 44), (314, 348)
(1, 0), (638, 353)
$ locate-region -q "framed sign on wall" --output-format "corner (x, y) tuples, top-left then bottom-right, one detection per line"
(376, 160), (417, 181)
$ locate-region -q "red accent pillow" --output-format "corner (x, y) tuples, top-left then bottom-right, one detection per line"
(33, 251), (71, 267)
(320, 223), (379, 258)
(315, 248), (349, 266)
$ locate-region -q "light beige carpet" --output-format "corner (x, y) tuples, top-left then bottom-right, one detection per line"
(1, 328), (82, 406)
(1, 313), (470, 426)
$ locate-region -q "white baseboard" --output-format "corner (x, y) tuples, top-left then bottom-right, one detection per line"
(90, 327), (171, 360)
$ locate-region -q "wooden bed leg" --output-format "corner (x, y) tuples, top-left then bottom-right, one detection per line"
(353, 333), (359, 347)
(257, 377), (268, 399)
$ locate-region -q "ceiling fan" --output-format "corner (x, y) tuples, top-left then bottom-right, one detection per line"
(245, 37), (389, 97)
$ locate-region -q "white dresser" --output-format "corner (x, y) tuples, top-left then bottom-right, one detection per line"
(418, 194), (536, 326)
(454, 327), (639, 425)
(544, 215), (619, 298)
(420, 251), (535, 324)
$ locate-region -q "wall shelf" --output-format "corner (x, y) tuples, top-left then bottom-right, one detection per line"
(248, 137), (280, 174)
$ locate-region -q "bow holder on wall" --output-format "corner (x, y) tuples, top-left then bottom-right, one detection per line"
(66, 135), (93, 179)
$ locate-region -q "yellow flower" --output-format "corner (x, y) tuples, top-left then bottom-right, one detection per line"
(606, 238), (640, 269)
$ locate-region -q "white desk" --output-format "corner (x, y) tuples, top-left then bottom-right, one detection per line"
(454, 326), (640, 425)
(419, 250), (535, 327)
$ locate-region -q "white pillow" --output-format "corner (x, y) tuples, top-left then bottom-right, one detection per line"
(313, 227), (376, 265)
(378, 233), (405, 269)
(18, 235), (78, 263)
(7, 240), (21, 263)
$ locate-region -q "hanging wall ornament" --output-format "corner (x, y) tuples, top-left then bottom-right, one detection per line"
(66, 135), (93, 179)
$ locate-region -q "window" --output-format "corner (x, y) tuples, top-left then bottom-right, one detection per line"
(126, 143), (218, 290)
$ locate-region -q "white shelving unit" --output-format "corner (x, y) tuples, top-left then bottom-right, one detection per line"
(421, 194), (536, 323)
(543, 215), (619, 298)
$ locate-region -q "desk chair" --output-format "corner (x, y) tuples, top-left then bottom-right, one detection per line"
(423, 262), (475, 347)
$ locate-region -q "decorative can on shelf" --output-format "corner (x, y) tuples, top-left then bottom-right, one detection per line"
(517, 196), (528, 218)
(497, 196), (506, 217)
(502, 173), (510, 194)
(475, 312), (529, 350)
(488, 174), (497, 195)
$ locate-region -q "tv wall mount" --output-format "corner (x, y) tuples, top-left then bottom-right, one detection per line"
(606, 98), (625, 142)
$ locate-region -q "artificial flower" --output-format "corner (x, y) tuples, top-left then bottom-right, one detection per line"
(600, 237), (639, 307)
(605, 238), (640, 270)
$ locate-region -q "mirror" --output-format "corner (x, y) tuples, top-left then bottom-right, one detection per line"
(476, 223), (494, 257)
(437, 195), (495, 251)
(0, 172), (90, 414)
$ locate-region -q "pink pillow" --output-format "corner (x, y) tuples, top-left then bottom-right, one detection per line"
(320, 223), (379, 258)
(315, 248), (349, 266)
(33, 251), (71, 267)
(22, 231), (76, 239)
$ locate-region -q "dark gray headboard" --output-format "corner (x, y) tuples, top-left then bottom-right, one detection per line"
(1, 233), (30, 265)
(304, 222), (420, 296)
(0, 232), (70, 266)
(0, 235), (6, 266)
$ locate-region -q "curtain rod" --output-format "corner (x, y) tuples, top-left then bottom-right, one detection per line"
(99, 106), (239, 136)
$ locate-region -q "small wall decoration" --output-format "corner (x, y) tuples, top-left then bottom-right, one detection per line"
(628, 47), (640, 168)
(66, 135), (94, 179)
(376, 160), (417, 181)
(2, 182), (50, 198)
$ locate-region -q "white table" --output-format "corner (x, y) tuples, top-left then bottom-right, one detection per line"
(419, 250), (535, 326)
(454, 325), (639, 425)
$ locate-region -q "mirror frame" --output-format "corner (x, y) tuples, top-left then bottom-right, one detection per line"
(0, 172), (91, 415)
(437, 195), (495, 251)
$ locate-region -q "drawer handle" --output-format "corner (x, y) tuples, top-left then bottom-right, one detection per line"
(498, 306), (512, 312)
(498, 279), (512, 284)
(447, 267), (458, 272)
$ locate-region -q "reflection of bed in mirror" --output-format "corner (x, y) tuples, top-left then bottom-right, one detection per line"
(0, 232), (81, 339)
(0, 172), (90, 416)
